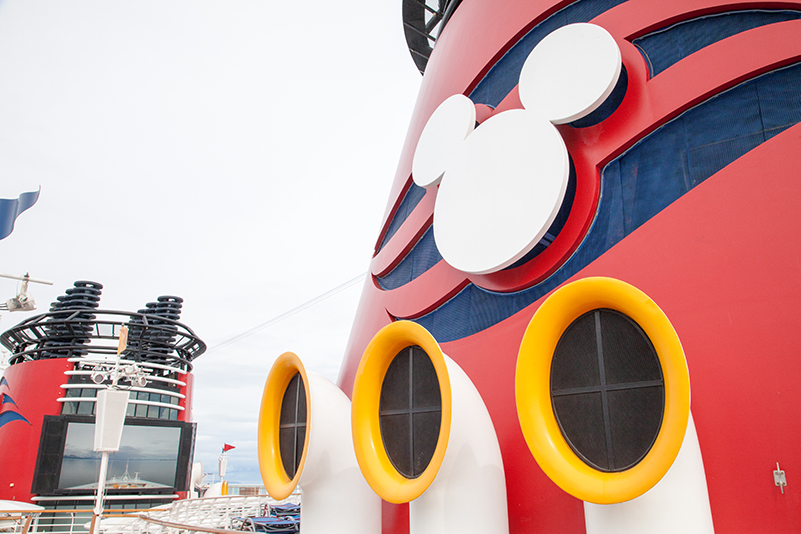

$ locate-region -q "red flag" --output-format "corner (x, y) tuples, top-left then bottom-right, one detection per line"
(222, 443), (235, 453)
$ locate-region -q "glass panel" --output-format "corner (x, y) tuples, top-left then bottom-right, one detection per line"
(77, 401), (94, 416)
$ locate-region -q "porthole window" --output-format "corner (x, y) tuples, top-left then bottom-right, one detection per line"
(515, 277), (690, 504)
(551, 309), (664, 472)
(351, 321), (453, 503)
(258, 352), (311, 500)
(379, 345), (442, 479)
(279, 372), (307, 480)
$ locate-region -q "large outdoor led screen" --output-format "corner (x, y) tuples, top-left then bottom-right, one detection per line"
(32, 416), (195, 495)
(59, 422), (181, 490)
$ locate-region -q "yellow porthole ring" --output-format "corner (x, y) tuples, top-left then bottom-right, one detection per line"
(257, 352), (311, 500)
(351, 320), (452, 503)
(515, 277), (690, 504)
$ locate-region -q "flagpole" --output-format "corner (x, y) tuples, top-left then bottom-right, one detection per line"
(219, 444), (234, 496)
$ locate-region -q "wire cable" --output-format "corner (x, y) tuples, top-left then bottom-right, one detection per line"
(207, 272), (367, 354)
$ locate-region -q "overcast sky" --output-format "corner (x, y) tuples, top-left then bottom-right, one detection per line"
(0, 0), (421, 484)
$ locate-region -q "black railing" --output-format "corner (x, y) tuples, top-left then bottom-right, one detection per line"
(402, 0), (462, 74)
(1, 309), (205, 371)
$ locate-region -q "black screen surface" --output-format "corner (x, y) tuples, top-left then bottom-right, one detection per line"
(59, 422), (181, 490)
(32, 415), (195, 495)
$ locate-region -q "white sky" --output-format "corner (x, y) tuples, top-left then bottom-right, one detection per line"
(0, 0), (421, 484)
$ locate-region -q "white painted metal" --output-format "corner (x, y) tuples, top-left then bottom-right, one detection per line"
(433, 109), (568, 274)
(410, 355), (509, 534)
(0, 501), (44, 534)
(86, 495), (294, 534)
(583, 413), (715, 533)
(93, 389), (129, 452)
(299, 372), (381, 534)
(189, 462), (204, 499)
(91, 451), (111, 534)
(218, 456), (228, 479)
(0, 272), (53, 285)
(412, 94), (476, 187)
(67, 357), (188, 375)
(519, 23), (621, 124)
(91, 388), (130, 534)
(61, 383), (186, 398)
(65, 370), (187, 387)
(31, 494), (179, 502)
(0, 501), (44, 511)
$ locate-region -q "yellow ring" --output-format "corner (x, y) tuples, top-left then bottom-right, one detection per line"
(515, 277), (690, 504)
(351, 321), (452, 503)
(257, 352), (311, 500)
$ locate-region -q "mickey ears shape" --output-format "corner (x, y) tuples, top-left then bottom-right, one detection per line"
(519, 23), (621, 124)
(410, 23), (622, 276)
(412, 94), (476, 188)
(412, 23), (621, 189)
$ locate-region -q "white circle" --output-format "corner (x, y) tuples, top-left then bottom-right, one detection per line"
(433, 109), (569, 275)
(412, 94), (476, 188)
(519, 23), (621, 124)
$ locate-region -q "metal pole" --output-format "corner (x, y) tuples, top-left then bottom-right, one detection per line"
(0, 272), (53, 285)
(91, 450), (110, 534)
(91, 327), (129, 534)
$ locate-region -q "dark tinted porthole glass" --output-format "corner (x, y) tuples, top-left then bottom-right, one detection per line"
(551, 309), (664, 472)
(279, 372), (307, 479)
(379, 346), (442, 478)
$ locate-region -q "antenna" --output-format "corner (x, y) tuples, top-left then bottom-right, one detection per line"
(0, 272), (53, 312)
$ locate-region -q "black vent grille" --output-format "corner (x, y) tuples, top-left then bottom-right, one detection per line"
(279, 373), (307, 480)
(379, 345), (442, 478)
(551, 309), (664, 472)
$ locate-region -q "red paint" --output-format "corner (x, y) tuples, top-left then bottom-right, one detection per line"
(0, 358), (199, 502)
(181, 372), (194, 422)
(0, 358), (73, 502)
(381, 501), (409, 533)
(571, 124), (801, 531)
(340, 1), (801, 532)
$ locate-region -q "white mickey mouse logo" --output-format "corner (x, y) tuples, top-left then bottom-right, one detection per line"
(412, 23), (621, 275)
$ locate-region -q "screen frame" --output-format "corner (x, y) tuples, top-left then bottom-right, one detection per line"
(32, 415), (196, 496)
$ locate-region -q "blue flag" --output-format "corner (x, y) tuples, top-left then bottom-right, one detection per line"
(0, 188), (39, 241)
